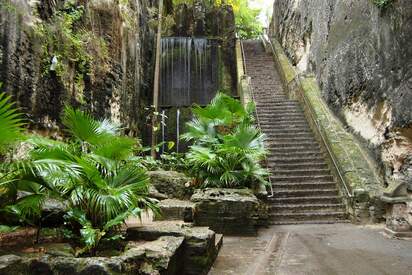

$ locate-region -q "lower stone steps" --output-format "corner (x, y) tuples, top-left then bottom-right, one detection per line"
(272, 182), (337, 190)
(271, 175), (334, 183)
(271, 189), (339, 197)
(269, 211), (346, 222)
(270, 169), (331, 176)
(268, 219), (350, 225)
(244, 39), (346, 225)
(267, 196), (343, 204)
(268, 162), (327, 170)
(269, 203), (345, 212)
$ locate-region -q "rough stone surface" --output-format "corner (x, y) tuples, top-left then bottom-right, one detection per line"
(41, 198), (69, 227)
(155, 199), (194, 222)
(0, 236), (184, 275)
(191, 188), (264, 235)
(386, 202), (412, 232)
(270, 0), (412, 186)
(127, 221), (221, 275)
(148, 170), (193, 200)
(0, 0), (155, 135)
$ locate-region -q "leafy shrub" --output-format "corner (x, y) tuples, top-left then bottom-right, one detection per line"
(1, 104), (156, 254)
(182, 93), (268, 189)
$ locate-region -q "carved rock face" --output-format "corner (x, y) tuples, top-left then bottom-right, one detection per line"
(387, 203), (412, 231)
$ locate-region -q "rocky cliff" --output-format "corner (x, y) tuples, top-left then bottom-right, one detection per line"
(0, 0), (156, 136)
(270, 0), (412, 184)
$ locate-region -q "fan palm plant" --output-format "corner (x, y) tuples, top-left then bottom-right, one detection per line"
(0, 104), (155, 253)
(0, 90), (26, 210)
(183, 92), (268, 189)
(25, 106), (157, 252)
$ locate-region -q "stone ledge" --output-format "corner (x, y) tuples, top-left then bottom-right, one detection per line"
(127, 222), (220, 275)
(191, 188), (265, 235)
(155, 199), (195, 222)
(0, 236), (184, 275)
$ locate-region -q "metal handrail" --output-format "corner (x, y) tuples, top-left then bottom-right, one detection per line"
(239, 38), (274, 198)
(261, 34), (353, 199)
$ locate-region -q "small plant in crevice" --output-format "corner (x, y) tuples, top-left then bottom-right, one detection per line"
(33, 1), (110, 100)
(372, 0), (393, 9)
(182, 92), (269, 189)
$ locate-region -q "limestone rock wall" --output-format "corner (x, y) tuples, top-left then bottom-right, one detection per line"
(270, 0), (412, 184)
(0, 0), (156, 135)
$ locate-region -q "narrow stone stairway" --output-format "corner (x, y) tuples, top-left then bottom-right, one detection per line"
(243, 40), (346, 225)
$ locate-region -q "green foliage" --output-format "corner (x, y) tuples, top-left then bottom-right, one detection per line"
(0, 225), (19, 233)
(34, 3), (90, 77)
(373, 0), (393, 8)
(160, 152), (188, 172)
(171, 0), (262, 38)
(65, 207), (141, 255)
(0, 90), (25, 153)
(0, 100), (156, 253)
(183, 93), (268, 188)
(33, 1), (109, 99)
(229, 0), (263, 39)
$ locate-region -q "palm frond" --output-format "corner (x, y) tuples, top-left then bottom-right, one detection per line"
(62, 106), (102, 144)
(0, 92), (25, 152)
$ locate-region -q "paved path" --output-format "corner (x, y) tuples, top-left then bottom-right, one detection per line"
(209, 224), (412, 275)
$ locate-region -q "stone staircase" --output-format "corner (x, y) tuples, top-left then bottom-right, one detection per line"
(243, 40), (347, 225)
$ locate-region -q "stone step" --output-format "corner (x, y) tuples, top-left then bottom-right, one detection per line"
(270, 168), (331, 176)
(267, 195), (342, 204)
(255, 96), (291, 101)
(261, 128), (312, 134)
(268, 219), (349, 225)
(258, 112), (305, 117)
(265, 142), (319, 149)
(256, 105), (302, 110)
(269, 203), (345, 213)
(259, 114), (306, 119)
(265, 138), (316, 144)
(260, 123), (310, 129)
(271, 189), (339, 197)
(271, 175), (334, 183)
(260, 119), (308, 124)
(267, 156), (324, 163)
(263, 132), (315, 138)
(269, 211), (346, 222)
(258, 111), (305, 116)
(268, 152), (323, 159)
(268, 162), (328, 170)
(271, 183), (338, 191)
(261, 132), (316, 139)
(267, 147), (321, 154)
(256, 102), (299, 107)
(260, 122), (310, 129)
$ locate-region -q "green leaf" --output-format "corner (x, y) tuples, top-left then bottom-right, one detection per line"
(0, 92), (25, 153)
